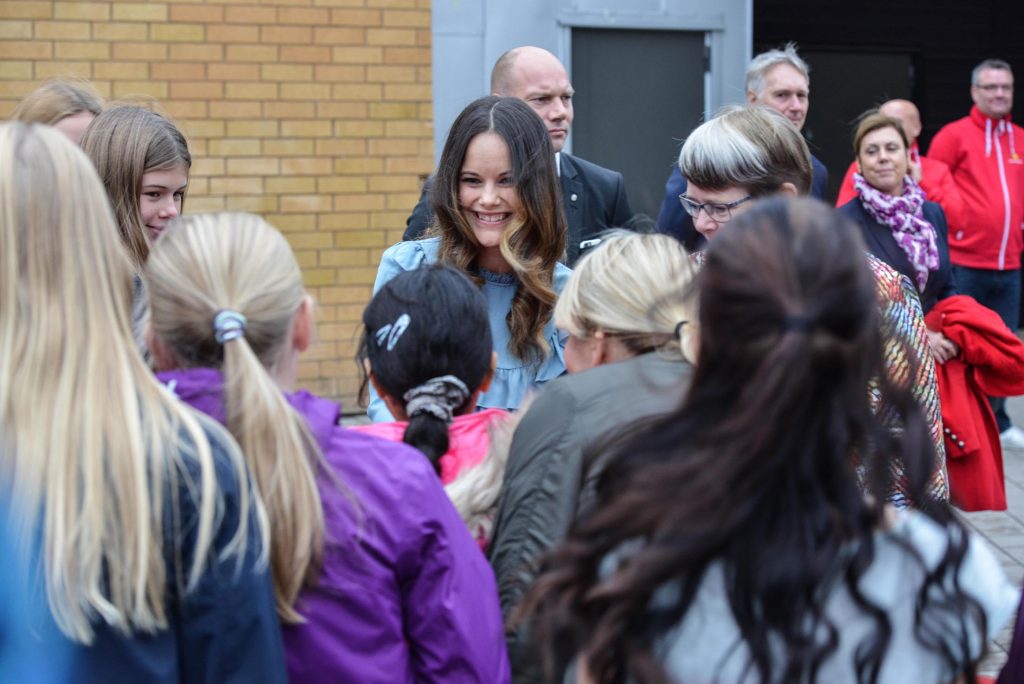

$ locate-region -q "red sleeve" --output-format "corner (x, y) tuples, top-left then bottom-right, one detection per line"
(835, 160), (859, 207)
(920, 159), (966, 231)
(926, 125), (959, 171)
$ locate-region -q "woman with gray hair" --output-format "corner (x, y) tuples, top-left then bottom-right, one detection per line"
(678, 105), (810, 242)
(678, 104), (948, 509)
(488, 230), (698, 679)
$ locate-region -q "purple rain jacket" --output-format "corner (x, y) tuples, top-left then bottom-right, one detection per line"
(158, 368), (510, 684)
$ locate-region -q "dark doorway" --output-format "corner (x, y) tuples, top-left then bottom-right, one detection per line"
(800, 50), (915, 203)
(571, 27), (706, 223)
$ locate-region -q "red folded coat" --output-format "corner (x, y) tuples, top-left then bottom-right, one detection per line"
(924, 295), (1024, 511)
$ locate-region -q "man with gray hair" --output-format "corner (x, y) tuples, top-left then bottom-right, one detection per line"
(656, 43), (828, 250)
(404, 46), (634, 265)
(928, 58), (1024, 448)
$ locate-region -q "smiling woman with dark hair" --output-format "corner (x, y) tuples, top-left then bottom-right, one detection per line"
(368, 95), (570, 421)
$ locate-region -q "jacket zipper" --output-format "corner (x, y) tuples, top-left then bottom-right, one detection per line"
(996, 122), (1012, 270)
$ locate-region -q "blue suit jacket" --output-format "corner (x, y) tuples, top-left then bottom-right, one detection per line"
(403, 153), (633, 266)
(655, 154), (829, 251)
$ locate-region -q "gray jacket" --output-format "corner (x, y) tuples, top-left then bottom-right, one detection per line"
(488, 351), (693, 681)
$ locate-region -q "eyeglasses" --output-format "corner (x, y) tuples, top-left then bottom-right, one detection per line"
(976, 84), (1013, 92)
(678, 195), (752, 223)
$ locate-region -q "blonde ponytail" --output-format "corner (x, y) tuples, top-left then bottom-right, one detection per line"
(147, 212), (326, 623)
(222, 333), (324, 622)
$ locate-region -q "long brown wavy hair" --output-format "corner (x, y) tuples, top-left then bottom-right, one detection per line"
(432, 95), (565, 362)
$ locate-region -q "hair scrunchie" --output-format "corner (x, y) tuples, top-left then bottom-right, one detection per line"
(403, 375), (470, 425)
(213, 309), (247, 344)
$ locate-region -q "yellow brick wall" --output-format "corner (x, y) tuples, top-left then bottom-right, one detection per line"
(0, 0), (433, 411)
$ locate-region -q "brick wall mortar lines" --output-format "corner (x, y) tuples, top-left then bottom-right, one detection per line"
(0, 0), (433, 408)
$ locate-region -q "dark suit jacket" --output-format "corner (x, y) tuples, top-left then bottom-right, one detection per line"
(838, 198), (957, 314)
(655, 153), (829, 251)
(402, 152), (633, 266)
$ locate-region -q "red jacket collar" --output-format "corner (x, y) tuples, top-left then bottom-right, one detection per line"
(970, 104), (1013, 128)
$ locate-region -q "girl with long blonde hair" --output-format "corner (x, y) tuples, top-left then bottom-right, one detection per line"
(0, 122), (284, 681)
(146, 212), (510, 682)
(368, 95), (570, 421)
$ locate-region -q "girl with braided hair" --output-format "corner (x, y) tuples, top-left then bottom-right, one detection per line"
(354, 265), (510, 546)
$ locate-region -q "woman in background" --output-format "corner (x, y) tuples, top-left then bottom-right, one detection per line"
(838, 111), (957, 354)
(369, 95), (569, 421)
(0, 123), (283, 682)
(12, 76), (103, 144)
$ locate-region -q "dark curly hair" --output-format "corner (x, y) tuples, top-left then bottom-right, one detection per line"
(519, 197), (984, 684)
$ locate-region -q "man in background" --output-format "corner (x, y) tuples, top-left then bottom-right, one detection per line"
(656, 43), (828, 250)
(928, 58), (1024, 448)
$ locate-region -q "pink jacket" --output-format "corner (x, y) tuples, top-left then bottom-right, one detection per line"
(351, 408), (508, 485)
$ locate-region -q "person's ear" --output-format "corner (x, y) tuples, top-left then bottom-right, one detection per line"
(145, 322), (177, 371)
(595, 335), (615, 366)
(291, 295), (314, 353)
(478, 352), (498, 393)
(746, 89), (758, 105)
(363, 358), (407, 420)
(464, 352), (498, 415)
(779, 182), (800, 197)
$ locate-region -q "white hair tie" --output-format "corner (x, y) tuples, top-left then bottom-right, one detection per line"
(213, 310), (247, 344)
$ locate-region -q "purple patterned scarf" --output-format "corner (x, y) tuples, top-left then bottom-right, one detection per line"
(853, 172), (939, 292)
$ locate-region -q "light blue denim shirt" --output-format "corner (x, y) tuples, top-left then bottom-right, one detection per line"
(367, 237), (571, 422)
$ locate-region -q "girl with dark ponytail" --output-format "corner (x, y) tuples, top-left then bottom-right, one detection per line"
(356, 265), (508, 544)
(520, 198), (1017, 684)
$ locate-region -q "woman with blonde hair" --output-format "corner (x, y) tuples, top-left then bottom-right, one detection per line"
(146, 212), (510, 682)
(487, 230), (698, 680)
(369, 95), (570, 420)
(80, 104), (190, 269)
(11, 76), (103, 144)
(0, 123), (284, 680)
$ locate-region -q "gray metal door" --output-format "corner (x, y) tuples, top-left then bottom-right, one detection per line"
(571, 28), (706, 223)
